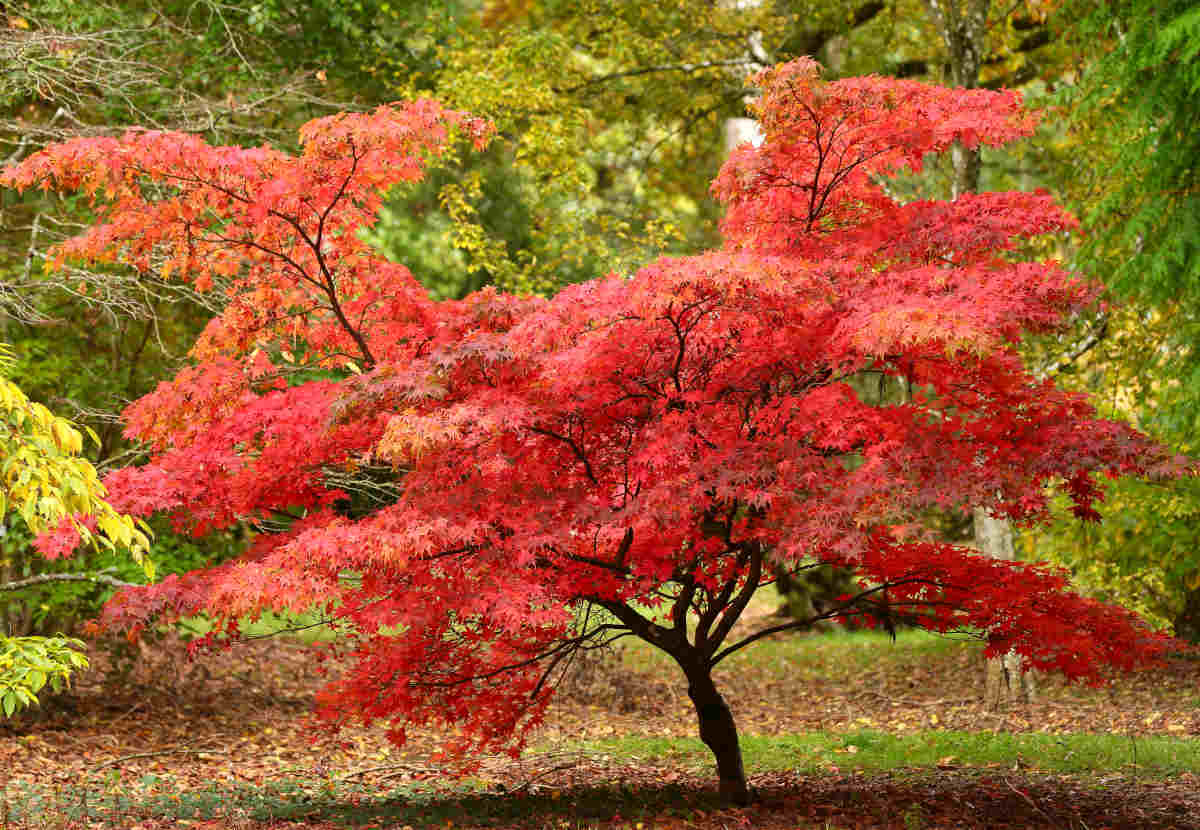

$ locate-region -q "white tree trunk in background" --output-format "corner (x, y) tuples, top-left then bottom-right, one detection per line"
(975, 507), (1036, 708)
(723, 117), (763, 156)
(922, 0), (1035, 710)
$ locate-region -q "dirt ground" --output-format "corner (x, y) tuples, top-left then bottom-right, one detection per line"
(2, 615), (1199, 829)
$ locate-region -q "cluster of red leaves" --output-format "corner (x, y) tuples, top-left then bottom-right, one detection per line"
(2, 60), (1185, 761)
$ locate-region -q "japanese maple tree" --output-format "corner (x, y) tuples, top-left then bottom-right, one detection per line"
(2, 61), (1182, 804)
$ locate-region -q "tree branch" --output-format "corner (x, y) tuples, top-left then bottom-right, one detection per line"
(1037, 312), (1109, 381)
(709, 579), (927, 666)
(558, 59), (759, 95)
(594, 597), (682, 655)
(778, 2), (887, 58)
(529, 425), (599, 484)
(704, 542), (765, 657)
(567, 528), (633, 573)
(0, 571), (138, 593)
(694, 544), (750, 648)
(411, 623), (629, 690)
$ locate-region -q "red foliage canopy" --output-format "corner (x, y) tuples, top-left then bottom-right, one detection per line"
(4, 61), (1182, 764)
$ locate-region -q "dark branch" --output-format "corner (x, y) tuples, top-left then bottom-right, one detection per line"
(695, 544), (751, 649)
(704, 542), (765, 657)
(1037, 312), (1110, 380)
(594, 597), (683, 655)
(411, 623), (630, 690)
(777, 2), (886, 59)
(529, 426), (599, 484)
(306, 141), (377, 369)
(710, 579), (932, 666)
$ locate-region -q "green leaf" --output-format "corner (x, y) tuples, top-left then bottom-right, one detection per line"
(27, 669), (46, 692)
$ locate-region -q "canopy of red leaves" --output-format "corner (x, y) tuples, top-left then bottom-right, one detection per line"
(3, 61), (1184, 760)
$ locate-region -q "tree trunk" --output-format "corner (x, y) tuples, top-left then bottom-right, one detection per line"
(685, 665), (750, 805)
(925, 0), (1036, 710)
(984, 650), (1035, 708)
(922, 0), (990, 198)
(975, 507), (1036, 708)
(951, 143), (983, 198)
(922, 0), (989, 88)
(1174, 582), (1200, 643)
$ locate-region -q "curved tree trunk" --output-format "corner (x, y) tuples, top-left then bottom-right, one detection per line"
(685, 664), (750, 805)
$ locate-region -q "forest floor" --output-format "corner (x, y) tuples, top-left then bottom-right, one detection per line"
(2, 602), (1199, 829)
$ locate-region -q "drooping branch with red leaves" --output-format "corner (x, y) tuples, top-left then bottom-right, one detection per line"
(2, 60), (1185, 805)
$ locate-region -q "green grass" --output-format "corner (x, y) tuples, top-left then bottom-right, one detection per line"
(569, 729), (1200, 778)
(6, 730), (1194, 828)
(721, 626), (977, 674)
(619, 623), (981, 683)
(174, 609), (342, 643)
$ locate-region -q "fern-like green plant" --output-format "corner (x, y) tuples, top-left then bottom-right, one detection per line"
(1071, 1), (1200, 308)
(1038, 1), (1200, 640)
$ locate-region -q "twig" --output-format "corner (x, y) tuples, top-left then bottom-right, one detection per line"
(853, 691), (974, 707)
(1037, 313), (1109, 381)
(1003, 776), (1063, 829)
(1, 133), (29, 166)
(334, 763), (439, 782)
(108, 700), (144, 725)
(94, 747), (227, 769)
(512, 763), (578, 793)
(237, 618), (340, 641)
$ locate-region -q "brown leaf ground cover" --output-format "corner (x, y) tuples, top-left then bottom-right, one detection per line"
(2, 606), (1198, 829)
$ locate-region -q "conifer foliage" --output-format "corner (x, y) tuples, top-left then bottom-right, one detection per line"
(1, 62), (1182, 803)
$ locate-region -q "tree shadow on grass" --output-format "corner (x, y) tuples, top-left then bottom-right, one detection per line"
(3, 777), (726, 829)
(5, 770), (1200, 829)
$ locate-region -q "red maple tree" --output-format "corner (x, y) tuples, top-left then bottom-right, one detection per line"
(4, 61), (1182, 804)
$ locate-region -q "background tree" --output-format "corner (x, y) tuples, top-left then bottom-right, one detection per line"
(0, 0), (373, 645)
(1023, 0), (1200, 641)
(0, 343), (150, 716)
(371, 0), (931, 297)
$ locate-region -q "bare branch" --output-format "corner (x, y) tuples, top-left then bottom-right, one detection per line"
(710, 579), (931, 666)
(0, 571), (139, 593)
(559, 59), (759, 95)
(529, 425), (599, 484)
(704, 542), (765, 655)
(1037, 313), (1110, 381)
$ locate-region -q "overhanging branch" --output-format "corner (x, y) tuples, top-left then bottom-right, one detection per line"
(708, 578), (941, 667)
(1, 571), (138, 593)
(1037, 312), (1110, 381)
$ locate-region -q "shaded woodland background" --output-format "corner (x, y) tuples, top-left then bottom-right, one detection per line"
(1, 1), (1199, 827)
